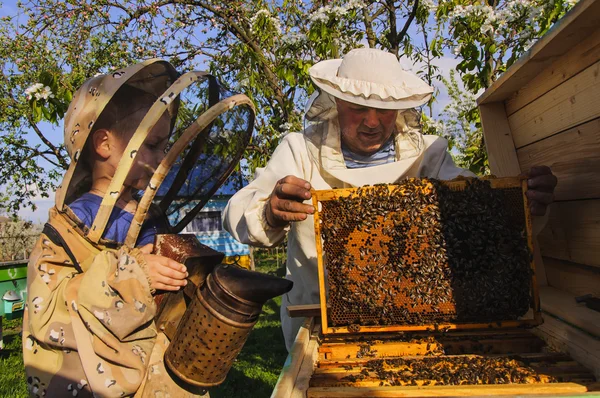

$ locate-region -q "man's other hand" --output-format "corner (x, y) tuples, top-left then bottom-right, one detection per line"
(266, 175), (315, 227)
(525, 166), (557, 216)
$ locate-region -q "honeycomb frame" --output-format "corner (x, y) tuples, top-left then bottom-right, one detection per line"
(312, 177), (541, 335)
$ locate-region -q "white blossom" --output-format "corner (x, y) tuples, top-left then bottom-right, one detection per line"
(279, 122), (293, 132)
(309, 0), (365, 23)
(24, 83), (44, 100)
(480, 22), (494, 35)
(421, 0), (437, 12)
(281, 32), (307, 46)
(566, 0), (578, 5)
(425, 119), (446, 135)
(250, 9), (281, 34)
(34, 86), (55, 101)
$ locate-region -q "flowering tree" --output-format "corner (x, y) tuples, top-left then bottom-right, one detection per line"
(0, 0), (577, 213)
(0, 218), (41, 261)
(426, 0), (576, 174)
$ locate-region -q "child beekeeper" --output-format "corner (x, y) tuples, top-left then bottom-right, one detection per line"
(23, 60), (200, 397)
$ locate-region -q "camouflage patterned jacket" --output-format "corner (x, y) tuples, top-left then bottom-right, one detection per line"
(23, 208), (157, 397)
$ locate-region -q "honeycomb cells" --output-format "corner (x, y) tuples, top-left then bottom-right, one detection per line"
(319, 178), (532, 327)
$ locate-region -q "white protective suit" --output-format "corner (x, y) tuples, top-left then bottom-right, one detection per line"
(223, 92), (477, 350)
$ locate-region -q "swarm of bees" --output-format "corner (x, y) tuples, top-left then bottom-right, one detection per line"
(341, 356), (555, 386)
(320, 178), (532, 327)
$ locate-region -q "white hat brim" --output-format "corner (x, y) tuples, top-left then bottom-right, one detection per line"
(309, 59), (433, 110)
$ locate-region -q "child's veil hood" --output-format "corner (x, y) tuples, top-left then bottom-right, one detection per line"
(54, 59), (256, 251)
(57, 59), (180, 210)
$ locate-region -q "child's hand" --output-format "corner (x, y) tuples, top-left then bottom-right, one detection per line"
(139, 244), (189, 291)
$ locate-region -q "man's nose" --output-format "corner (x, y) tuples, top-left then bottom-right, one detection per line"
(363, 109), (380, 129)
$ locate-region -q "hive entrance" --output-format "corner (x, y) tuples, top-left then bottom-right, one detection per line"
(314, 177), (538, 333)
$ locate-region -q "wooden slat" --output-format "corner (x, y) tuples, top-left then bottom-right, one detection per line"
(319, 341), (442, 361)
(533, 239), (548, 287)
(509, 61), (600, 148)
(478, 0), (600, 105)
(317, 352), (576, 370)
(313, 177), (522, 202)
(540, 286), (600, 338)
(291, 338), (319, 398)
(534, 313), (600, 380)
(272, 318), (314, 398)
(323, 319), (541, 336)
(310, 369), (566, 387)
(517, 118), (600, 201)
(544, 257), (600, 297)
(537, 200), (600, 268)
(480, 102), (522, 177)
(319, 335), (546, 361)
(288, 304), (322, 319)
(307, 382), (593, 397)
(505, 29), (600, 115)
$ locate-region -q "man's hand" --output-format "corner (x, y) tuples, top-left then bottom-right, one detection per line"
(525, 166), (557, 216)
(266, 175), (315, 227)
(140, 244), (189, 291)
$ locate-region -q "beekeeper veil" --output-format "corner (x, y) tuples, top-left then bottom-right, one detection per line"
(302, 48), (435, 186)
(55, 59), (255, 248)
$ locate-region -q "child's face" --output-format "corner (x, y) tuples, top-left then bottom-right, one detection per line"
(115, 112), (172, 191)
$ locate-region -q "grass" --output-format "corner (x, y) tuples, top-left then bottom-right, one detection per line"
(0, 317), (27, 397)
(0, 248), (288, 398)
(211, 248), (288, 398)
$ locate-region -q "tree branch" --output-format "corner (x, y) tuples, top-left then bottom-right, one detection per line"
(386, 0), (398, 57)
(176, 0), (289, 120)
(362, 7), (377, 48)
(26, 116), (69, 169)
(397, 0), (419, 50)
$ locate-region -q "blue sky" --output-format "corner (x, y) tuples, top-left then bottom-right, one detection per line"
(1, 0), (462, 223)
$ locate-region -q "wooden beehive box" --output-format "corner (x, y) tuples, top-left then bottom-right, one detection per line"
(273, 178), (598, 397)
(272, 1), (600, 396)
(476, 0), (600, 383)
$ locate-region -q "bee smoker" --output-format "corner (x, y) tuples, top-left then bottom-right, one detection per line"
(152, 234), (225, 339)
(153, 234), (293, 388)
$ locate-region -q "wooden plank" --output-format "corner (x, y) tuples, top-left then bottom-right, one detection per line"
(533, 239), (548, 287)
(307, 382), (593, 397)
(324, 319), (541, 336)
(517, 118), (600, 201)
(312, 190), (329, 335)
(313, 177), (523, 201)
(479, 102), (522, 177)
(505, 30), (600, 115)
(478, 0), (600, 105)
(272, 318), (314, 398)
(288, 304), (322, 319)
(319, 335), (545, 361)
(537, 200), (600, 268)
(310, 367), (569, 386)
(319, 340), (442, 360)
(533, 313), (600, 380)
(545, 257), (600, 297)
(539, 286), (600, 338)
(291, 338), (319, 398)
(509, 60), (600, 148)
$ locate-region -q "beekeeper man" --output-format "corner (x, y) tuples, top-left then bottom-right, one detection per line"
(223, 48), (557, 351)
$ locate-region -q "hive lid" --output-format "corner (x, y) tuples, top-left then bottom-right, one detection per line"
(2, 290), (21, 302)
(312, 176), (541, 335)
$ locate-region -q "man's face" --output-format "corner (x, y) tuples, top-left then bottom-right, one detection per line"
(336, 99), (398, 156)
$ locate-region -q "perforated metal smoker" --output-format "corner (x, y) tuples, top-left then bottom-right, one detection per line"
(164, 264), (293, 387)
(312, 177), (541, 335)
